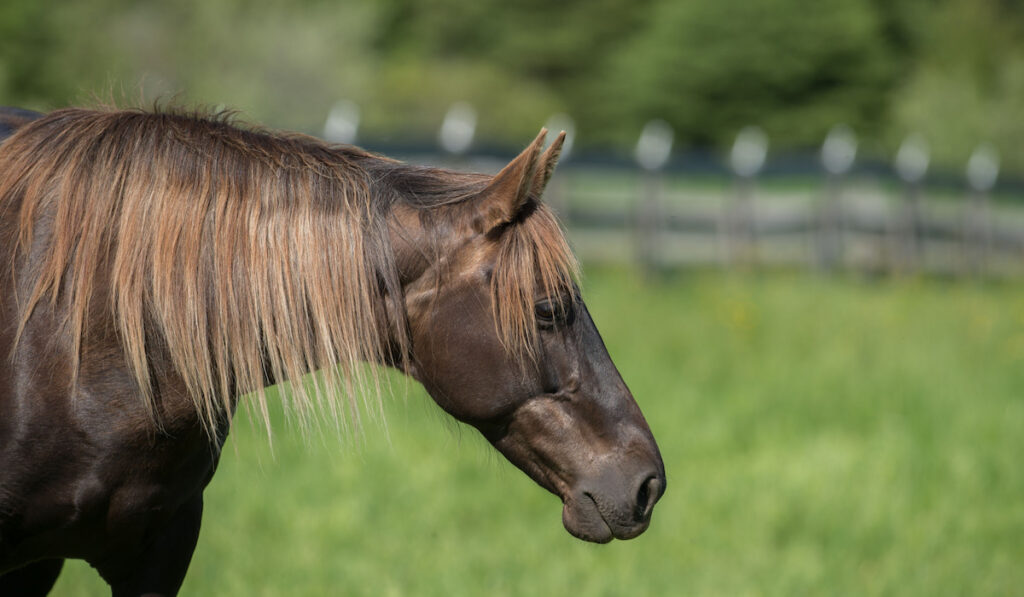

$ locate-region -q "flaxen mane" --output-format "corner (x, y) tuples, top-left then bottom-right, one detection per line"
(0, 107), (577, 435)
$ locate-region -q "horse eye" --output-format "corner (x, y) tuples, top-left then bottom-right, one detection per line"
(535, 298), (575, 327)
(535, 300), (556, 324)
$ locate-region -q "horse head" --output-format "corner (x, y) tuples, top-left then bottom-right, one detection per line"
(390, 131), (666, 542)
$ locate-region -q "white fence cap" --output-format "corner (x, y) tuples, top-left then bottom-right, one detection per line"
(439, 102), (477, 155)
(323, 100), (360, 145)
(730, 126), (768, 178)
(895, 133), (930, 183)
(966, 143), (999, 192)
(635, 119), (674, 171)
(822, 124), (857, 175)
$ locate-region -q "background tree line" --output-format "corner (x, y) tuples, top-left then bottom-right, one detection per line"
(2, 0), (1023, 171)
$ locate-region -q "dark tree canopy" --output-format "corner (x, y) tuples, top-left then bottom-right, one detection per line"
(1, 0), (1022, 169)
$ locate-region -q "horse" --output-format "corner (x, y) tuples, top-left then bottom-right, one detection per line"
(0, 107), (665, 596)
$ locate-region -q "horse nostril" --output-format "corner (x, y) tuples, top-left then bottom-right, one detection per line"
(634, 475), (663, 523)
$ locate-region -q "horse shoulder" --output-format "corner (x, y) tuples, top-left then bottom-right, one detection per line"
(0, 265), (223, 572)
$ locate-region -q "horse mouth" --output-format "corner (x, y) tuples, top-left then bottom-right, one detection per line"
(561, 492), (651, 543)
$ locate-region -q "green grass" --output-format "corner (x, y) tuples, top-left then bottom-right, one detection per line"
(53, 269), (1024, 596)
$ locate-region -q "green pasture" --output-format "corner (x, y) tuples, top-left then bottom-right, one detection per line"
(55, 268), (1024, 596)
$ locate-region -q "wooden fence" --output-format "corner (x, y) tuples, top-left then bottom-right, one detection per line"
(336, 101), (1021, 277)
(544, 166), (1024, 278)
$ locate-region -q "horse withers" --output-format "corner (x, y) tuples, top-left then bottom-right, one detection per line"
(0, 107), (665, 596)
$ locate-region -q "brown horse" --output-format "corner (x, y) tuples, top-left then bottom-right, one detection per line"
(0, 107), (665, 596)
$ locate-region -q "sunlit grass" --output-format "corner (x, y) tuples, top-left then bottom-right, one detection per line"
(54, 269), (1024, 596)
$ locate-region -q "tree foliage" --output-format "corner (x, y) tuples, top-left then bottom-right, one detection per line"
(1, 0), (1023, 170)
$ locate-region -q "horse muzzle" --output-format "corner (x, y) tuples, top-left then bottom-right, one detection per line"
(561, 468), (666, 543)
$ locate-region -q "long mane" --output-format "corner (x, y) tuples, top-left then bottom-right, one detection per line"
(0, 107), (577, 435)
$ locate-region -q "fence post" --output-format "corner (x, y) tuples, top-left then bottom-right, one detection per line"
(323, 100), (360, 145)
(439, 102), (477, 167)
(894, 133), (929, 274)
(818, 125), (856, 271)
(726, 126), (767, 268)
(634, 120), (673, 277)
(964, 143), (999, 277)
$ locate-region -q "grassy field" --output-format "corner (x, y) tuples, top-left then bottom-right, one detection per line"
(53, 268), (1024, 596)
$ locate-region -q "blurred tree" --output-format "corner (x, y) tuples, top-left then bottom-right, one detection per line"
(0, 0), (135, 109)
(590, 0), (899, 149)
(0, 1), (72, 106)
(0, 1), (56, 103)
(1, 0), (1023, 171)
(373, 0), (653, 85)
(889, 0), (1024, 170)
(370, 0), (653, 143)
(100, 0), (382, 133)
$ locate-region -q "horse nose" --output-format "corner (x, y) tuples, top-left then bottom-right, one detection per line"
(633, 472), (666, 523)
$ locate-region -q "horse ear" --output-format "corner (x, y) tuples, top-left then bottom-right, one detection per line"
(477, 129), (547, 231)
(530, 130), (567, 198)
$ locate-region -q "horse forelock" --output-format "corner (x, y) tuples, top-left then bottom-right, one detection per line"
(489, 201), (579, 360)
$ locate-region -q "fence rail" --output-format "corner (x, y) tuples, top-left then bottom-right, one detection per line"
(549, 167), (1024, 277)
(333, 99), (1024, 278)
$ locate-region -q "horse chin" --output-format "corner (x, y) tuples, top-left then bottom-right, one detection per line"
(561, 491), (653, 543)
(561, 496), (614, 543)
